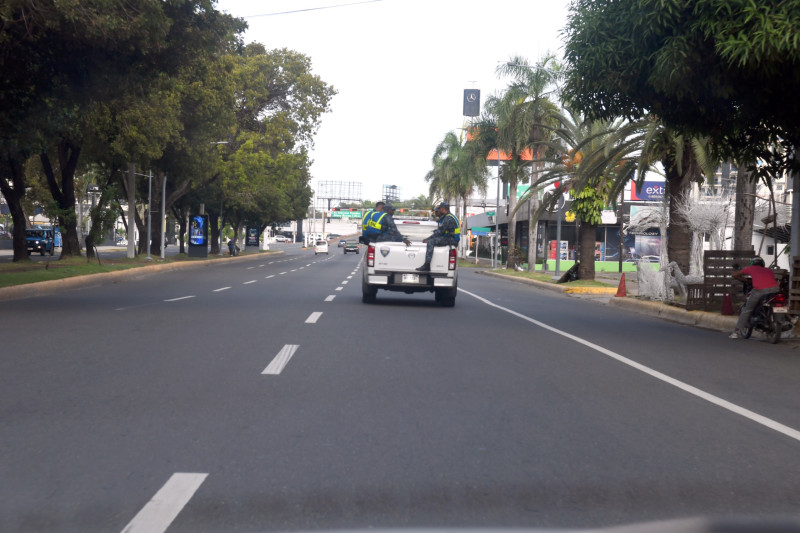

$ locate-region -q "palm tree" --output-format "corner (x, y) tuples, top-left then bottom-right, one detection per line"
(470, 54), (560, 269)
(529, 106), (636, 280)
(425, 131), (489, 256)
(533, 112), (717, 279)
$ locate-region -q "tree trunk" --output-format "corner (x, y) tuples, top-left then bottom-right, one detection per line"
(0, 154), (31, 261)
(506, 178), (518, 269)
(579, 220), (597, 280)
(209, 211), (221, 255)
(40, 141), (82, 257)
(527, 197), (539, 272)
(662, 145), (695, 275)
(734, 166), (756, 251)
(178, 215), (187, 254)
(666, 179), (692, 274)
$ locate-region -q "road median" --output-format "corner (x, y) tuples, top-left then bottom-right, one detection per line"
(0, 251), (281, 302)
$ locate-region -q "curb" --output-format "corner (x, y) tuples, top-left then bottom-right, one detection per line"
(479, 269), (740, 334)
(608, 296), (737, 332)
(478, 270), (618, 295)
(0, 251), (282, 302)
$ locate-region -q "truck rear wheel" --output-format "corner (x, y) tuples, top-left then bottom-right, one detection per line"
(362, 279), (377, 303)
(435, 287), (456, 307)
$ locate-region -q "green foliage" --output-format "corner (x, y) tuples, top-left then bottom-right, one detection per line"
(563, 0), (800, 158)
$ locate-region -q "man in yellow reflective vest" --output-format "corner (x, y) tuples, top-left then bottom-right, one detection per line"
(360, 201), (384, 244)
(416, 202), (460, 271)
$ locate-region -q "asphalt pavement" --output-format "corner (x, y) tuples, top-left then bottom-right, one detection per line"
(3, 246), (800, 532)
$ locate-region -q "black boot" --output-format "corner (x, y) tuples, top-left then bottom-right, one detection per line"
(416, 262), (430, 271)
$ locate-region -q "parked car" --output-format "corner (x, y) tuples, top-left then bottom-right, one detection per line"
(344, 241), (359, 254)
(25, 228), (54, 256)
(274, 235), (290, 243)
(314, 240), (329, 255)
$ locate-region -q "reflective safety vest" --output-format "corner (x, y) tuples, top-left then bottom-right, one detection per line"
(361, 210), (374, 232)
(365, 211), (387, 236)
(443, 213), (461, 243)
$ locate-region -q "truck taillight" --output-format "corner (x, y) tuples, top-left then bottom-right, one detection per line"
(448, 248), (456, 270)
(367, 245), (375, 267)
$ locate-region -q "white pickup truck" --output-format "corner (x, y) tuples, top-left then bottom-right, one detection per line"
(362, 219), (458, 306)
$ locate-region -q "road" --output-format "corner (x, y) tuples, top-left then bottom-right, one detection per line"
(2, 243), (800, 532)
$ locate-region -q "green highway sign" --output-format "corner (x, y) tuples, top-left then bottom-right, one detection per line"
(472, 227), (491, 232)
(485, 211), (496, 216)
(331, 211), (362, 219)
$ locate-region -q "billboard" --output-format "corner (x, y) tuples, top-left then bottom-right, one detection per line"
(246, 227), (259, 246)
(630, 181), (665, 202)
(189, 215), (208, 246)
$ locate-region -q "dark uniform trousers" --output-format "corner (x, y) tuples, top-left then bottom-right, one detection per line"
(425, 235), (455, 263)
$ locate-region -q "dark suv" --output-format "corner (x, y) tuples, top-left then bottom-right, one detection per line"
(26, 229), (54, 256)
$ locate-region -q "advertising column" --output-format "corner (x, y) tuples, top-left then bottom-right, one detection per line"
(187, 214), (209, 258)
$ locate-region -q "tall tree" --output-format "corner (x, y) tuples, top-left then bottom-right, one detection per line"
(496, 55), (560, 270)
(562, 0), (800, 171)
(425, 131), (488, 257)
(0, 0), (242, 260)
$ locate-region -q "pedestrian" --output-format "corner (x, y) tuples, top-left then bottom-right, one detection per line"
(376, 203), (411, 245)
(228, 239), (236, 256)
(361, 201), (385, 244)
(730, 256), (779, 339)
(416, 202), (460, 271)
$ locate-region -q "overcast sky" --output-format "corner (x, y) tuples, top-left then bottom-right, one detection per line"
(216, 0), (571, 206)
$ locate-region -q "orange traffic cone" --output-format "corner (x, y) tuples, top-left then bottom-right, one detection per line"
(615, 273), (627, 297)
(721, 293), (734, 315)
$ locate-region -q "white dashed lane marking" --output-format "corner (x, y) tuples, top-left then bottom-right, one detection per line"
(325, 295), (336, 302)
(305, 312), (323, 324)
(213, 287), (231, 292)
(120, 473), (208, 533)
(164, 296), (195, 302)
(262, 344), (300, 375)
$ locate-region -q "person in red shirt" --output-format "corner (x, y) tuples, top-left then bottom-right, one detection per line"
(730, 256), (779, 339)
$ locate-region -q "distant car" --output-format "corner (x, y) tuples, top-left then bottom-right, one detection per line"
(344, 241), (359, 254)
(25, 228), (54, 256)
(116, 238), (128, 246)
(274, 235), (290, 243)
(314, 240), (329, 255)
(338, 240), (346, 247)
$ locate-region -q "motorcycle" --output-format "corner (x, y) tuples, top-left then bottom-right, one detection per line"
(737, 282), (793, 344)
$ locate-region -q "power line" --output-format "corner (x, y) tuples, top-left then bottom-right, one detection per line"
(242, 0), (383, 19)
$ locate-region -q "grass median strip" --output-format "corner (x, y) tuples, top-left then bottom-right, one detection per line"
(0, 251), (281, 289)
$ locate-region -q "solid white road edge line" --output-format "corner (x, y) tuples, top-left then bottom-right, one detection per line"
(305, 312), (323, 324)
(120, 472), (208, 533)
(262, 344), (300, 375)
(163, 296), (195, 302)
(460, 288), (800, 444)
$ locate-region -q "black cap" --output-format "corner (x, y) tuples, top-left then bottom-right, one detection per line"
(438, 202), (449, 209)
(384, 203), (395, 211)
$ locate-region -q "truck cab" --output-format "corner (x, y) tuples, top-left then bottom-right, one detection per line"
(362, 219), (458, 306)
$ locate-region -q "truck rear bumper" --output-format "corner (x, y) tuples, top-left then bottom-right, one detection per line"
(366, 272), (455, 290)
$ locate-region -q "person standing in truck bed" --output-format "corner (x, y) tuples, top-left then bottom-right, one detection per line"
(416, 202), (460, 271)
